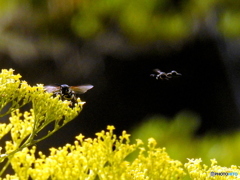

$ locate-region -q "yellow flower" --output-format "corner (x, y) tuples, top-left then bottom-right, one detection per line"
(0, 69), (85, 177)
(185, 158), (240, 179)
(76, 134), (85, 142)
(2, 127), (185, 179)
(107, 125), (115, 131)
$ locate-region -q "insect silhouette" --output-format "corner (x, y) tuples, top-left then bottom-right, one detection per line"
(150, 69), (182, 80)
(44, 84), (93, 107)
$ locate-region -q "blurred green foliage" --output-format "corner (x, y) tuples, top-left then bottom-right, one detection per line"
(71, 0), (240, 41)
(129, 110), (240, 167)
(1, 0), (240, 43)
(72, 0), (191, 41)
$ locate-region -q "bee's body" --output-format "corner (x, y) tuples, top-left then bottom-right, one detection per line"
(44, 84), (93, 107)
(57, 84), (75, 100)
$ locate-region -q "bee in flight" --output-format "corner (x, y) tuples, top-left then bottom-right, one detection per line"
(44, 84), (93, 107)
(150, 69), (182, 80)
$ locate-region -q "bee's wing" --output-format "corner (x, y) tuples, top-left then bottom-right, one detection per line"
(171, 70), (182, 76)
(44, 85), (60, 93)
(153, 69), (161, 73)
(70, 85), (93, 94)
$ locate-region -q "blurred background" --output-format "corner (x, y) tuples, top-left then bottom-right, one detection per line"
(1, 0), (240, 166)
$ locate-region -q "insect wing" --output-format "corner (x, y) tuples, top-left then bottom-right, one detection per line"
(44, 85), (60, 93)
(153, 69), (161, 73)
(70, 85), (93, 94)
(171, 70), (182, 76)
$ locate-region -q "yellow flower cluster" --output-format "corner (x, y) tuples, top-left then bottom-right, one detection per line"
(0, 69), (31, 117)
(3, 126), (185, 180)
(185, 158), (240, 180)
(0, 69), (83, 176)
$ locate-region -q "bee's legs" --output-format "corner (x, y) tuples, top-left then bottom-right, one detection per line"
(69, 95), (77, 108)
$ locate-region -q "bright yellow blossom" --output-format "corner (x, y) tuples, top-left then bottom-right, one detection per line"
(4, 127), (185, 180)
(0, 69), (83, 176)
(185, 158), (240, 179)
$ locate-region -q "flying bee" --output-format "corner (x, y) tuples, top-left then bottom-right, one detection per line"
(44, 84), (93, 107)
(150, 69), (182, 80)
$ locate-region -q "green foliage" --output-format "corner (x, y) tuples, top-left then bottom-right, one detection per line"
(71, 0), (191, 42)
(219, 11), (240, 37)
(130, 111), (240, 167)
(1, 0), (240, 42)
(71, 0), (240, 41)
